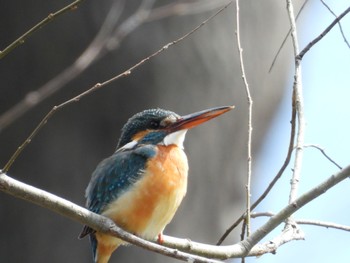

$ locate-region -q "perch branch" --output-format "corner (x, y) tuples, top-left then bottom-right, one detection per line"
(0, 172), (220, 263)
(1, 164), (350, 259)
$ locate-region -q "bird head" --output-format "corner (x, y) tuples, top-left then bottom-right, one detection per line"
(117, 106), (234, 150)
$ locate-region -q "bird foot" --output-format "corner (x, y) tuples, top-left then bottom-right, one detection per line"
(157, 233), (164, 244)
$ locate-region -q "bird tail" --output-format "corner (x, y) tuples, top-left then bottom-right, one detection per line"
(79, 225), (119, 263)
(78, 225), (94, 239)
(91, 233), (120, 263)
(89, 233), (99, 262)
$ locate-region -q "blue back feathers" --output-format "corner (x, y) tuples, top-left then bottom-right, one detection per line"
(85, 144), (157, 214)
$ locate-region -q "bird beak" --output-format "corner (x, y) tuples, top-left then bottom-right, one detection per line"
(169, 105), (234, 132)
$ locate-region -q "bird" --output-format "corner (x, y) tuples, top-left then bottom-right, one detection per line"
(79, 105), (234, 263)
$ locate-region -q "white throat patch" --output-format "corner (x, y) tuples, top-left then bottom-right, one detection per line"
(116, 140), (137, 152)
(163, 130), (188, 149)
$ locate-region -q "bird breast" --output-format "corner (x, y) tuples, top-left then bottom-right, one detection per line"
(102, 144), (189, 240)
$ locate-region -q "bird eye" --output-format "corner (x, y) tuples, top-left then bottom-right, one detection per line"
(150, 120), (160, 129)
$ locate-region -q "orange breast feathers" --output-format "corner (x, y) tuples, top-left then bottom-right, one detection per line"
(101, 144), (189, 241)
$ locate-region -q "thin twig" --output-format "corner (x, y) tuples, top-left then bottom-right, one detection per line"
(251, 212), (350, 232)
(0, 0), (85, 59)
(304, 144), (342, 170)
(297, 5), (350, 60)
(217, 100), (296, 245)
(297, 219), (350, 232)
(235, 0), (253, 237)
(268, 0), (309, 73)
(320, 0), (350, 49)
(219, 0), (305, 245)
(2, 165), (350, 259)
(2, 1), (233, 173)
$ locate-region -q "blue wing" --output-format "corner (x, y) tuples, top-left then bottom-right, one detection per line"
(79, 144), (156, 239)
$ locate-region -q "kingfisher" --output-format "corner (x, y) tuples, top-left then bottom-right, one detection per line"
(79, 106), (234, 263)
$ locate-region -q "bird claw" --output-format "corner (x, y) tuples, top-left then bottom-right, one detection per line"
(157, 233), (164, 244)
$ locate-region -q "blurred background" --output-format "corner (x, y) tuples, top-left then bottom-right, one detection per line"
(0, 0), (349, 262)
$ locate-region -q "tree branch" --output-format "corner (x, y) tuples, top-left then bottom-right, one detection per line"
(320, 0), (350, 49)
(0, 0), (85, 59)
(238, 164), (350, 253)
(251, 212), (350, 232)
(268, 0), (309, 73)
(297, 5), (350, 60)
(0, 172), (220, 263)
(1, 164), (350, 260)
(217, 73), (297, 246)
(304, 144), (342, 170)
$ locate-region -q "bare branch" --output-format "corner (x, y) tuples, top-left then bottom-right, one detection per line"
(297, 219), (350, 232)
(2, 1), (232, 173)
(1, 164), (350, 259)
(217, 91), (296, 245)
(0, 0), (85, 59)
(235, 0), (253, 237)
(239, 164), (350, 253)
(286, 0), (305, 207)
(270, 2), (350, 72)
(304, 144), (343, 170)
(268, 0), (310, 73)
(320, 0), (350, 49)
(251, 212), (350, 232)
(297, 5), (350, 60)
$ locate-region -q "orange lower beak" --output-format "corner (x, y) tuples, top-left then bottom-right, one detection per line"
(169, 105), (234, 132)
